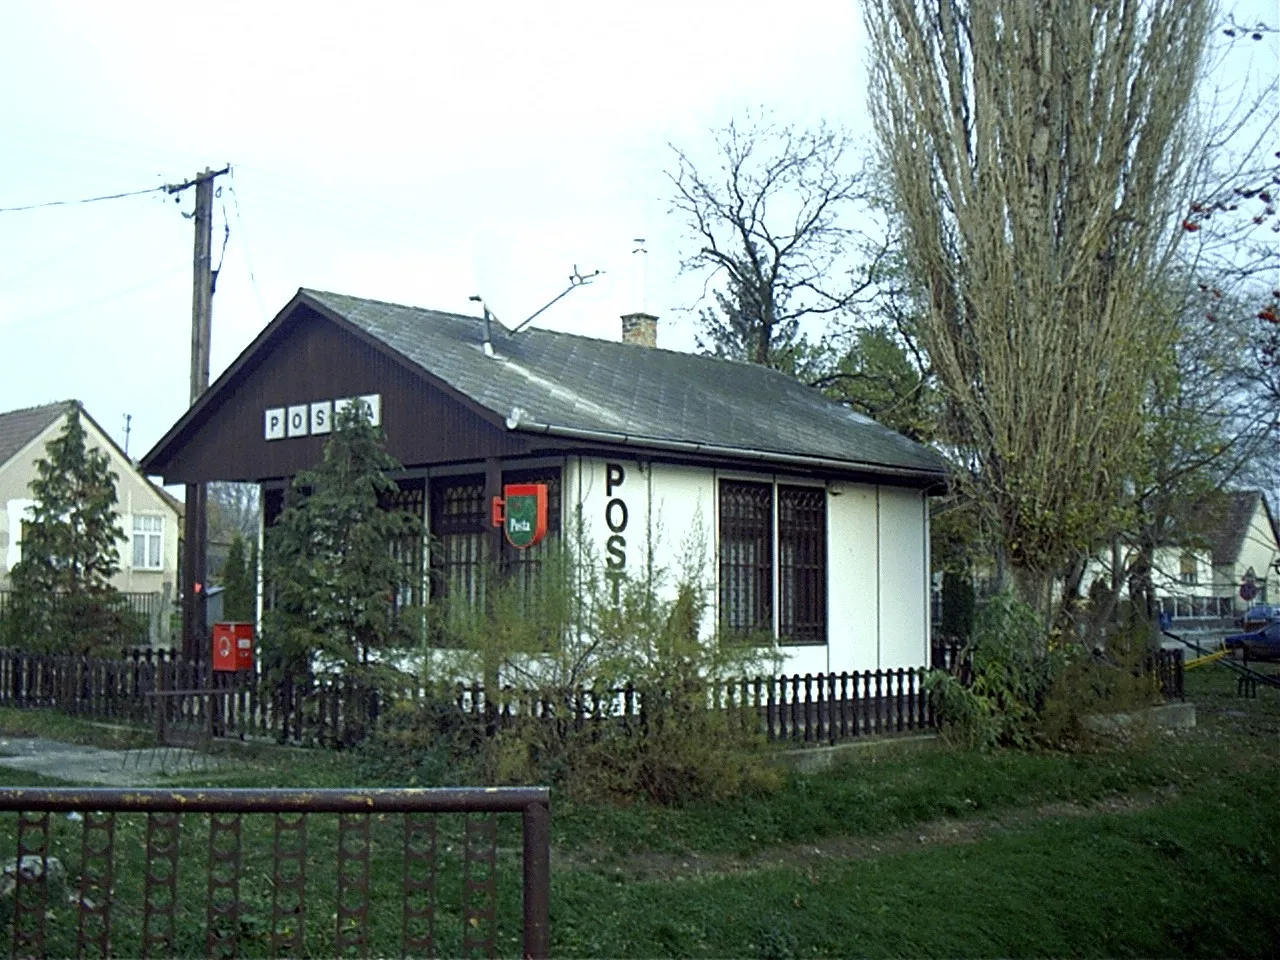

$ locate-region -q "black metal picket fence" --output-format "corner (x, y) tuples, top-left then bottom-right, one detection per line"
(0, 649), (378, 747)
(0, 646), (938, 749)
(449, 667), (933, 747)
(0, 590), (168, 647)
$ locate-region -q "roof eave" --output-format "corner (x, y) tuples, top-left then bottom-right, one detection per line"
(140, 290), (315, 474)
(513, 419), (949, 490)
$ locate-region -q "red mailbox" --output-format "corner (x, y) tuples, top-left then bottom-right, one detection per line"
(212, 622), (255, 672)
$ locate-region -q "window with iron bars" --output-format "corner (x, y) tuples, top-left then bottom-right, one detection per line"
(380, 480), (426, 615)
(719, 480), (827, 644)
(429, 475), (489, 639)
(427, 467), (562, 640)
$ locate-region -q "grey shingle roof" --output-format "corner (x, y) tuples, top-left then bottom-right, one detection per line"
(304, 289), (948, 480)
(0, 401), (73, 468)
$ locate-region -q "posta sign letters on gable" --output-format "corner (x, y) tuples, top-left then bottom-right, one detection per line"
(491, 483), (549, 549)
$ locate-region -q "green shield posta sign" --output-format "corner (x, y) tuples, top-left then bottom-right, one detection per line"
(499, 483), (549, 549)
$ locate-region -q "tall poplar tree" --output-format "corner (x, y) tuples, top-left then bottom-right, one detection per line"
(864, 0), (1214, 620)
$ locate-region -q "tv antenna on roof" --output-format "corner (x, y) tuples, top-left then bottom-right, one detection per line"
(510, 266), (603, 334)
(471, 265), (604, 356)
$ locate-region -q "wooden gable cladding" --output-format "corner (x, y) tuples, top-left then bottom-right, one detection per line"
(148, 303), (535, 483)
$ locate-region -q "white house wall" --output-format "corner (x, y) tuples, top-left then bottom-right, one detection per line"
(826, 482), (878, 672)
(566, 457), (717, 632)
(1235, 501), (1280, 604)
(0, 414), (181, 600)
(569, 457), (930, 674)
(876, 487), (929, 670)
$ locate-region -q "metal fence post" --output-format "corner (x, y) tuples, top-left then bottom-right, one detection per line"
(522, 799), (551, 960)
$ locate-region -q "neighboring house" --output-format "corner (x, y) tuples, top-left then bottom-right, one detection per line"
(1208, 489), (1280, 615)
(1085, 490), (1280, 624)
(0, 401), (182, 641)
(141, 289), (949, 674)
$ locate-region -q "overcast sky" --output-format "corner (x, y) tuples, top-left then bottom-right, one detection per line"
(1, 1), (1275, 473)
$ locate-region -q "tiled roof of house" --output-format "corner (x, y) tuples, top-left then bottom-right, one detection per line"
(303, 289), (949, 481)
(0, 401), (74, 468)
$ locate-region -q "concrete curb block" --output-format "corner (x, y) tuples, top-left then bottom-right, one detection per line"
(773, 733), (941, 774)
(1081, 702), (1197, 735)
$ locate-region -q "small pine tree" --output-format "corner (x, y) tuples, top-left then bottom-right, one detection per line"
(222, 533), (256, 622)
(8, 406), (125, 653)
(264, 401), (423, 687)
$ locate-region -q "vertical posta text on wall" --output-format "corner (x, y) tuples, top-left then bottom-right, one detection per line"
(604, 462), (628, 602)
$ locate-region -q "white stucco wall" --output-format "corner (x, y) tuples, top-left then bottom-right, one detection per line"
(566, 456), (717, 630)
(1149, 546), (1216, 597)
(1234, 500), (1280, 605)
(875, 487), (929, 670)
(569, 456), (931, 674)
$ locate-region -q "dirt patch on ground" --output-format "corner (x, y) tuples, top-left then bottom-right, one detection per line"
(0, 736), (226, 786)
(557, 789), (1178, 882)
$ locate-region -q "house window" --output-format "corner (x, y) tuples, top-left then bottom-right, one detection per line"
(778, 485), (827, 644)
(427, 467), (563, 639)
(719, 480), (827, 644)
(1179, 552), (1198, 586)
(719, 481), (774, 636)
(429, 475), (489, 619)
(132, 515), (164, 570)
(381, 480), (425, 612)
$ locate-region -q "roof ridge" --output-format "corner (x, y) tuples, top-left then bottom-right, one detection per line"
(0, 399), (76, 419)
(304, 287), (802, 375)
(301, 288), (483, 326)
(516, 322), (777, 370)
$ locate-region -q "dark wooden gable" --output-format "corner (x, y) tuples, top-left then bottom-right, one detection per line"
(144, 301), (535, 484)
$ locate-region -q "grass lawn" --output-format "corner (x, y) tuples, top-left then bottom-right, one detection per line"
(0, 663), (1275, 956)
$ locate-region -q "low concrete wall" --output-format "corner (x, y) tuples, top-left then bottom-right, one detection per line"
(773, 733), (940, 774)
(1081, 702), (1197, 736)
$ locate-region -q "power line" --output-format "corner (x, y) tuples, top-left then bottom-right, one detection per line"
(0, 262), (189, 331)
(227, 176), (269, 323)
(0, 184), (167, 214)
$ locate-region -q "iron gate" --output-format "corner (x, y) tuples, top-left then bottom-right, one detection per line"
(0, 786), (550, 958)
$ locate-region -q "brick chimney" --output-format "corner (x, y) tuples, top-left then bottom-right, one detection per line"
(621, 312), (658, 348)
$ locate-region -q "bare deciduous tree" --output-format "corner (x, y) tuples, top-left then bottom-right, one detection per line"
(668, 116), (879, 367)
(864, 0), (1215, 615)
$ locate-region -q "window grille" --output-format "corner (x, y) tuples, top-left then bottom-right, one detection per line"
(429, 476), (489, 623)
(778, 485), (826, 644)
(719, 481), (773, 636)
(380, 480), (425, 611)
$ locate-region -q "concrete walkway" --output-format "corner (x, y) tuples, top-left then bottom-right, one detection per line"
(0, 736), (226, 786)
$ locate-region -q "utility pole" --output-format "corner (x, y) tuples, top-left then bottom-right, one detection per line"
(167, 165), (230, 661)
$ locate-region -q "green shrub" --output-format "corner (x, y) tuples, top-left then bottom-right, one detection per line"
(1039, 616), (1164, 746)
(383, 520), (783, 804)
(928, 587), (1056, 749)
(924, 669), (1001, 749)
